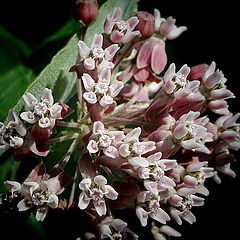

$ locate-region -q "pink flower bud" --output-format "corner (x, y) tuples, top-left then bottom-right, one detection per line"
(135, 11), (155, 39)
(188, 64), (209, 81)
(74, 0), (99, 25)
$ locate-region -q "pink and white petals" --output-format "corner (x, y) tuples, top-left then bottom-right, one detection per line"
(104, 7), (140, 43)
(216, 113), (240, 150)
(173, 111), (213, 154)
(81, 69), (124, 109)
(137, 37), (167, 75)
(78, 175), (118, 216)
(136, 191), (170, 226)
(0, 110), (26, 150)
(200, 61), (235, 115)
(20, 88), (62, 129)
(78, 34), (119, 72)
(119, 127), (156, 166)
(87, 121), (125, 158)
(154, 9), (187, 40)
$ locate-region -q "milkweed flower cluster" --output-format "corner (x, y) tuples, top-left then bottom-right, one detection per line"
(0, 1), (239, 239)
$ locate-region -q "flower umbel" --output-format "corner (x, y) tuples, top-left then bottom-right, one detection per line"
(20, 88), (62, 129)
(0, 2), (238, 240)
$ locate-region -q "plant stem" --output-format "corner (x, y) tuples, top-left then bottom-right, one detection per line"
(48, 133), (80, 143)
(104, 116), (155, 127)
(76, 77), (83, 106)
(59, 137), (80, 169)
(56, 121), (81, 128)
(81, 26), (87, 41)
(68, 164), (79, 208)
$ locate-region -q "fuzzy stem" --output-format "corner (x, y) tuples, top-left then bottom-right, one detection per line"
(48, 133), (79, 144)
(68, 164), (79, 208)
(59, 137), (80, 169)
(56, 121), (81, 128)
(104, 116), (154, 127)
(76, 77), (83, 106)
(81, 26), (88, 41)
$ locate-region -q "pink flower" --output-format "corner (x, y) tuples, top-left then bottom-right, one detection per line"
(17, 180), (59, 221)
(78, 34), (119, 71)
(136, 36), (167, 75)
(151, 224), (181, 239)
(82, 67), (123, 107)
(200, 61), (235, 115)
(20, 88), (62, 129)
(104, 7), (140, 43)
(137, 152), (177, 194)
(215, 113), (240, 150)
(119, 127), (156, 167)
(135, 11), (155, 39)
(154, 9), (187, 40)
(78, 175), (118, 216)
(212, 142), (236, 183)
(87, 121), (125, 158)
(74, 0), (99, 25)
(98, 216), (138, 239)
(183, 161), (214, 196)
(136, 191), (170, 226)
(3, 162), (68, 221)
(169, 189), (204, 225)
(162, 63), (191, 95)
(0, 110), (26, 150)
(173, 111), (213, 154)
(144, 63), (201, 122)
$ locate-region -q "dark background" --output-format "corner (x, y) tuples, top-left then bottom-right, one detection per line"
(0, 0), (239, 239)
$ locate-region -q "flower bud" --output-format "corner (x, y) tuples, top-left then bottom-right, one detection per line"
(74, 0), (99, 25)
(188, 64), (209, 81)
(135, 11), (155, 39)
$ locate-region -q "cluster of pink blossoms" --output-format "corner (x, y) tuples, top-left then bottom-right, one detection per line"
(0, 1), (239, 239)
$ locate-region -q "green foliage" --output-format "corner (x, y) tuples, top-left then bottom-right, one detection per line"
(0, 26), (35, 121)
(0, 158), (19, 192)
(12, 34), (79, 115)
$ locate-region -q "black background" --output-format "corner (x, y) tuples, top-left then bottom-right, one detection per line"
(0, 0), (239, 239)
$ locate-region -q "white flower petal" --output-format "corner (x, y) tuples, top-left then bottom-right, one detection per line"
(82, 73), (95, 91)
(41, 88), (54, 106)
(47, 194), (59, 209)
(105, 185), (118, 200)
(83, 91), (97, 104)
(17, 199), (30, 212)
(93, 200), (106, 216)
(94, 175), (107, 187)
(23, 92), (38, 108)
(20, 111), (37, 124)
(78, 193), (90, 210)
(50, 103), (62, 119)
(36, 207), (48, 221)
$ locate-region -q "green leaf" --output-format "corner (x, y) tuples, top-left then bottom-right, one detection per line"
(85, 0), (139, 45)
(12, 34), (79, 114)
(0, 159), (19, 192)
(26, 215), (46, 239)
(0, 26), (35, 120)
(39, 19), (80, 47)
(0, 25), (31, 60)
(0, 65), (35, 121)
